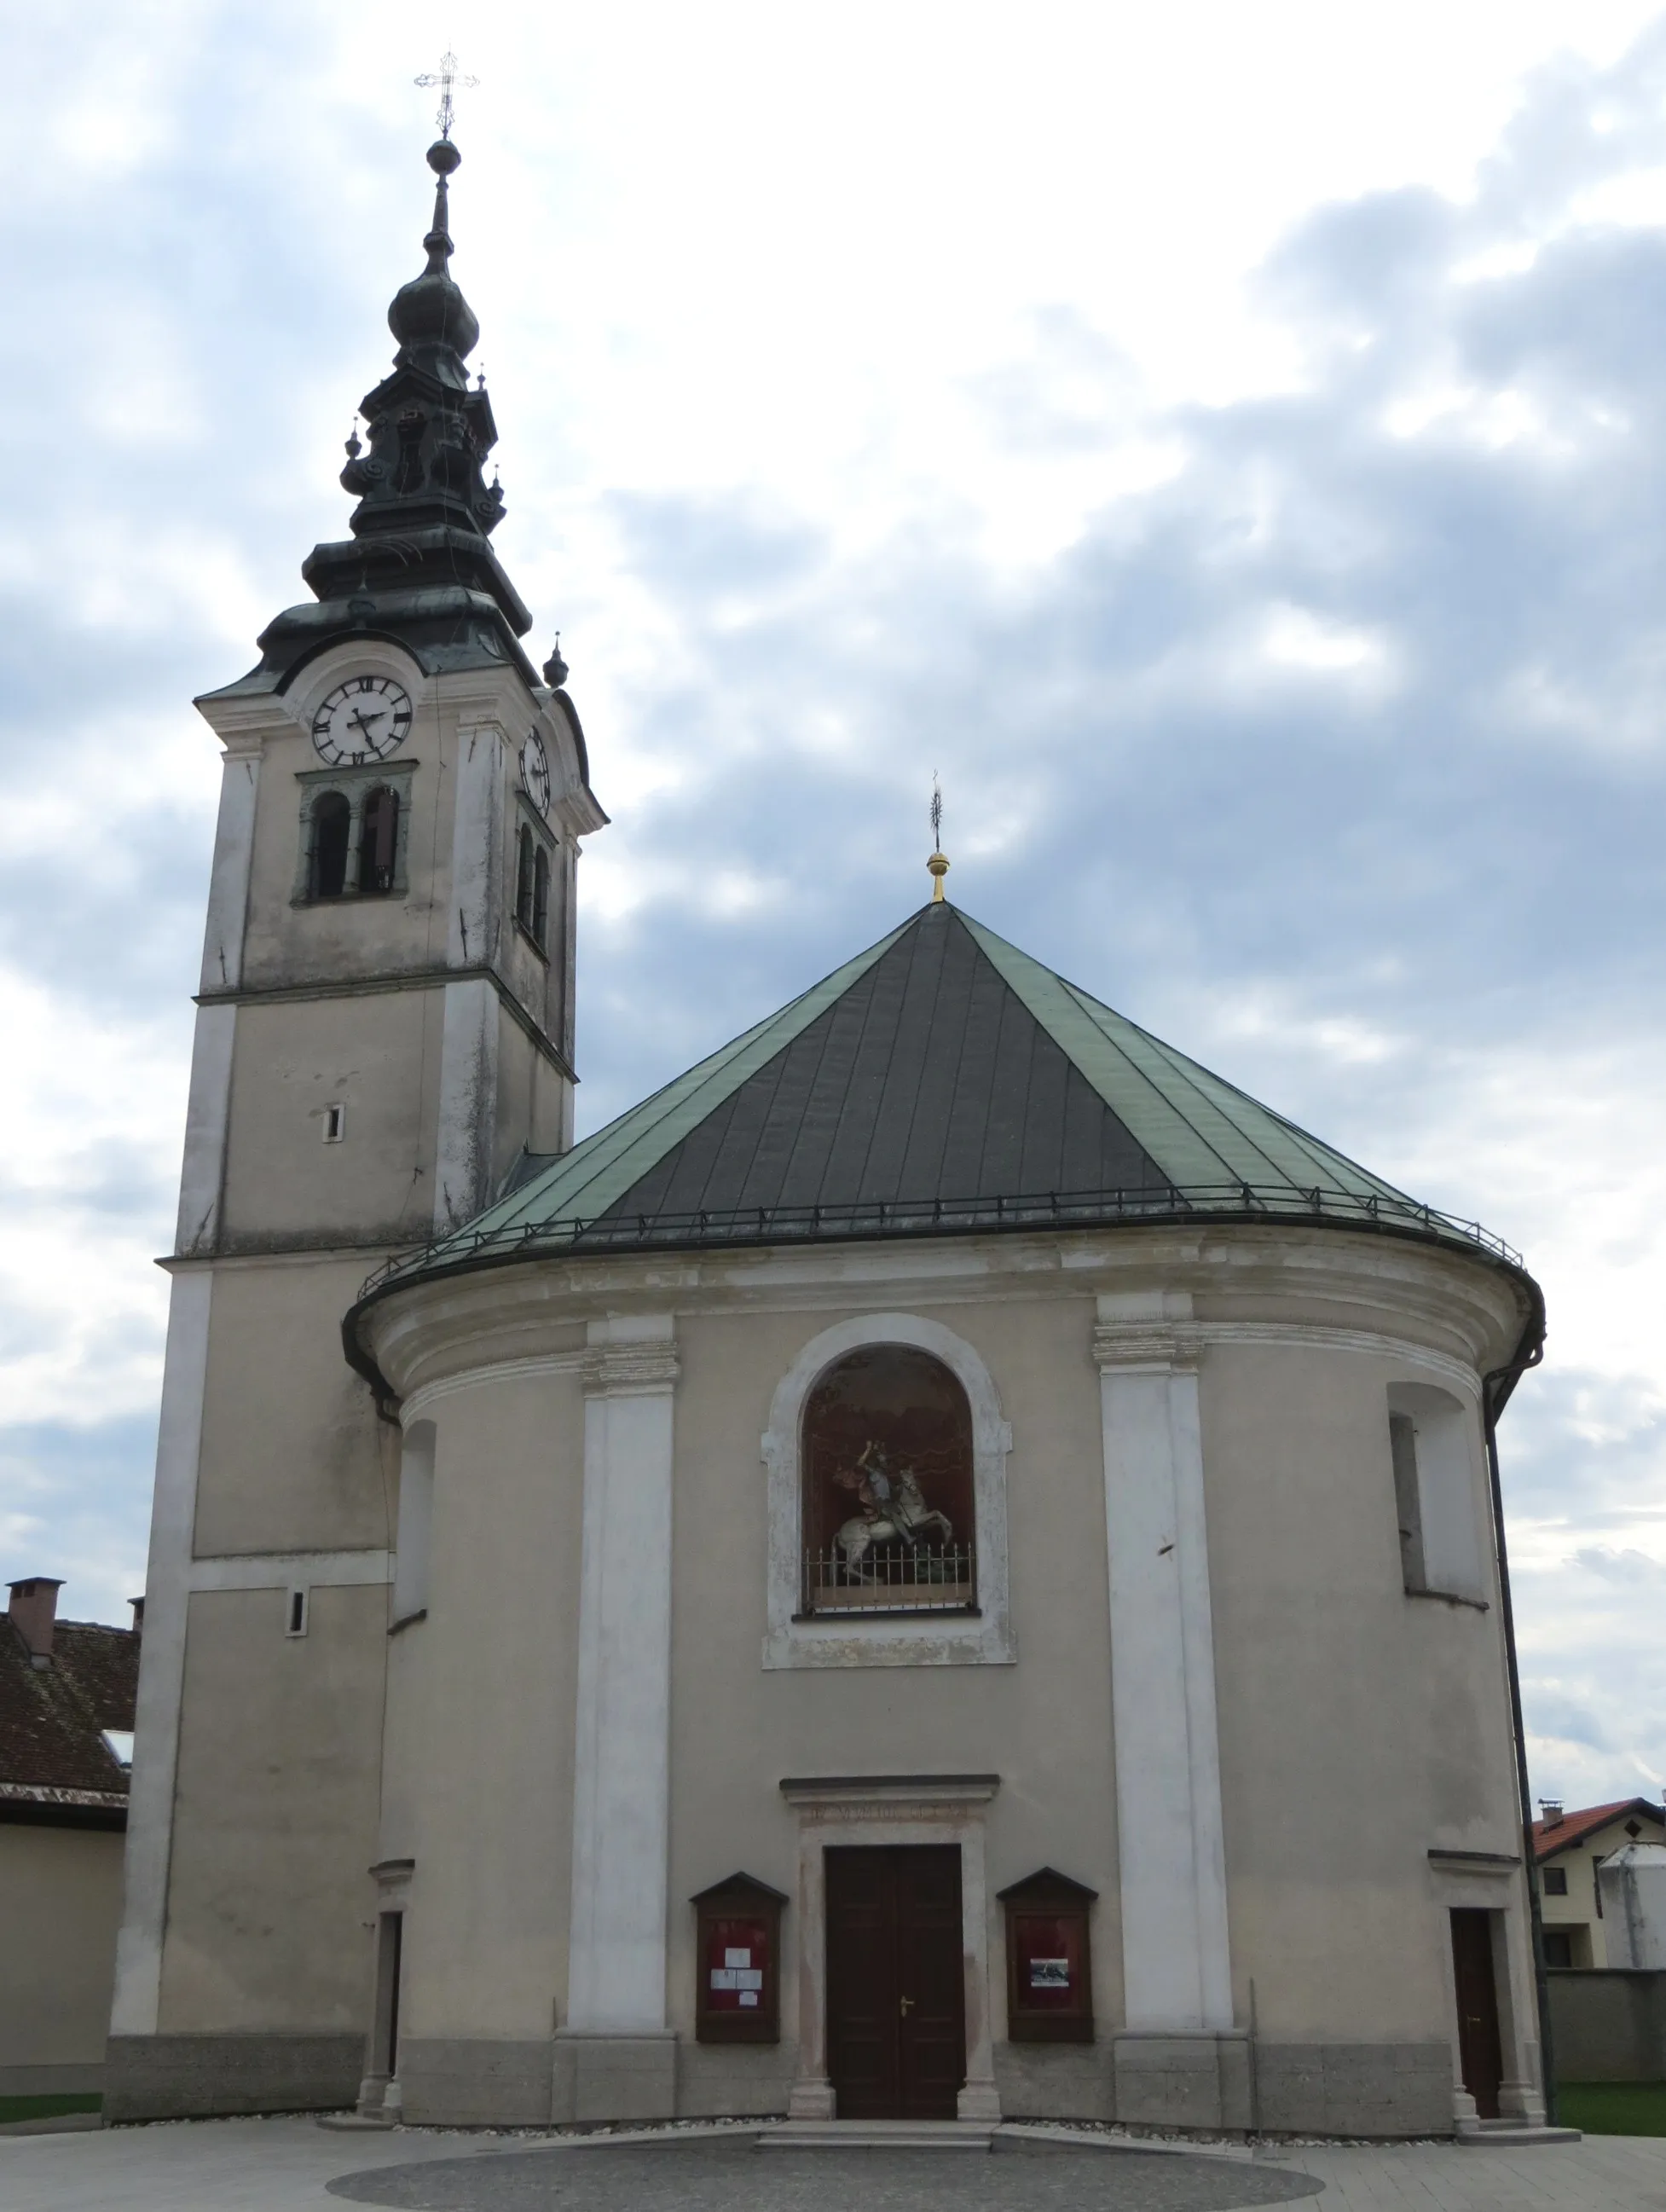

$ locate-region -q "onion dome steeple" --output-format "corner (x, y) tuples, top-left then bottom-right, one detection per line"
(329, 133), (506, 560)
(385, 138), (481, 382)
(334, 136), (502, 543)
(234, 124), (554, 695)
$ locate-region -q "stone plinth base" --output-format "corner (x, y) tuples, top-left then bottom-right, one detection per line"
(400, 2038), (553, 2126)
(103, 2032), (362, 2122)
(552, 2031), (678, 2123)
(1252, 2040), (1454, 2136)
(1113, 2032), (1252, 2133)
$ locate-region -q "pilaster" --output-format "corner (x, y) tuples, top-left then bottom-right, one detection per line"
(1094, 1290), (1234, 2045)
(565, 1315), (680, 2043)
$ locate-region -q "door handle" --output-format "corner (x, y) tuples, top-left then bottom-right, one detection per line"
(900, 1995), (915, 2016)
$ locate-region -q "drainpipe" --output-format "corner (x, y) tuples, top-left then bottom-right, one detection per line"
(1482, 1331), (1555, 2125)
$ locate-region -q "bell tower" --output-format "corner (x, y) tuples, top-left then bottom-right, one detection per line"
(108, 130), (605, 2116)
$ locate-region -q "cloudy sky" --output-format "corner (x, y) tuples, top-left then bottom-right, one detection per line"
(7, 0), (1664, 1808)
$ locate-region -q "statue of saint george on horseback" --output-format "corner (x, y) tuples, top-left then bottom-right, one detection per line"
(830, 1441), (953, 1582)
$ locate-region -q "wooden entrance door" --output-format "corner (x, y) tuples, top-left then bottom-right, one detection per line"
(1449, 1908), (1503, 2119)
(825, 1846), (965, 2118)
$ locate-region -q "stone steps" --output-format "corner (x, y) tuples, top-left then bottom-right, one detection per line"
(1456, 2118), (1582, 2147)
(761, 2120), (994, 2151)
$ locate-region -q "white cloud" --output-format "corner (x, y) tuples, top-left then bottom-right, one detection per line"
(4, 2), (1666, 1816)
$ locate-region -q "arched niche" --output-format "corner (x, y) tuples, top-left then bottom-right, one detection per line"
(801, 1344), (976, 1614)
(761, 1313), (1013, 1671)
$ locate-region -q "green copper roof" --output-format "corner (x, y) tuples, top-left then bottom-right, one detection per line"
(360, 901), (1522, 1297)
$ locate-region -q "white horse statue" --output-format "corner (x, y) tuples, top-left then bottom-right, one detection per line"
(832, 1454), (954, 1582)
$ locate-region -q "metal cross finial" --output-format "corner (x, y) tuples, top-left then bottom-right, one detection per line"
(927, 774), (950, 902)
(415, 49), (479, 140)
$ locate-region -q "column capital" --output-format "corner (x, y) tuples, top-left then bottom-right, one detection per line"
(582, 1316), (680, 1396)
(582, 1342), (680, 1395)
(1091, 1321), (1200, 1374)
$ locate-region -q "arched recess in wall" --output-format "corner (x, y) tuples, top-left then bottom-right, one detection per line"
(1386, 1381), (1486, 1602)
(761, 1312), (1013, 1670)
(393, 1419), (437, 1625)
(800, 1344), (976, 1613)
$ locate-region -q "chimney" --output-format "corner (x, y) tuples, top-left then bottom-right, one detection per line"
(1539, 1798), (1564, 1827)
(9, 1578), (65, 1664)
(129, 1595), (145, 1633)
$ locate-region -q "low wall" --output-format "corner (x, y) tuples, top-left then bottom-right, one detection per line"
(1549, 1968), (1666, 2082)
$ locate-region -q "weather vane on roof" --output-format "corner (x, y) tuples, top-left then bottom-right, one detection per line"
(928, 774), (950, 903)
(415, 49), (479, 141)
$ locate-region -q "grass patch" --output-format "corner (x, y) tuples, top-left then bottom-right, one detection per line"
(1557, 2082), (1666, 2136)
(0, 2092), (101, 2124)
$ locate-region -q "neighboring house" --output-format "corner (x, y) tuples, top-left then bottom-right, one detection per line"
(0, 1577), (141, 2111)
(1533, 1798), (1666, 1968)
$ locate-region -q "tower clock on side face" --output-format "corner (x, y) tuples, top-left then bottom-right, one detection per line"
(520, 730), (552, 817)
(311, 675), (414, 765)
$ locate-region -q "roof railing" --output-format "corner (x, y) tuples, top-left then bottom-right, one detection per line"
(355, 1180), (1524, 1301)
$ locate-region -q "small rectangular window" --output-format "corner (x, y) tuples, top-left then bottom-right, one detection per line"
(286, 1586), (309, 1637)
(1542, 1931), (1574, 1968)
(1542, 1865), (1568, 1896)
(323, 1103), (345, 1143)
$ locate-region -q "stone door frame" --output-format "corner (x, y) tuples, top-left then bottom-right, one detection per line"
(779, 1774), (1002, 2121)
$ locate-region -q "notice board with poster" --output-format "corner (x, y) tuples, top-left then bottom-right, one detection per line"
(997, 1866), (1096, 2042)
(691, 1871), (789, 2043)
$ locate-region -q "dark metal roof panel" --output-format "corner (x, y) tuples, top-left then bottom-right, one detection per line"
(587, 906), (1167, 1229)
(362, 899), (1527, 1300)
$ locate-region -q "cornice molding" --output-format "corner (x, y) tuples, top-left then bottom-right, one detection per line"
(781, 1774), (1001, 1817)
(361, 1219), (1522, 1407)
(402, 1350), (587, 1424)
(198, 961), (576, 1084)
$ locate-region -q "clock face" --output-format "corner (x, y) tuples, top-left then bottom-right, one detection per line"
(310, 675), (413, 766)
(521, 730), (552, 817)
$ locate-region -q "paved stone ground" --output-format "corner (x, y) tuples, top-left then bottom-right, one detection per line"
(1, 2116), (1662, 2212)
(328, 2136), (1322, 2212)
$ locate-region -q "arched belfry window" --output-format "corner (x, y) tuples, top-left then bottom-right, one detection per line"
(532, 844), (551, 951)
(515, 825), (535, 934)
(359, 786), (400, 895)
(309, 792), (351, 899)
(801, 1346), (975, 1615)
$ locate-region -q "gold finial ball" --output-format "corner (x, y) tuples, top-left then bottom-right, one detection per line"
(927, 850), (950, 902)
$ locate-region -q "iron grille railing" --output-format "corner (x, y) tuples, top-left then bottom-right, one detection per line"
(801, 1542), (976, 1615)
(357, 1180), (1524, 1302)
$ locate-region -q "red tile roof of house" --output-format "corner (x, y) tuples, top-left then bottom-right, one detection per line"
(1532, 1798), (1664, 1861)
(0, 1610), (139, 1826)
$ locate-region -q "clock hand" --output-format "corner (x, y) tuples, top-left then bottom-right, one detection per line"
(345, 708), (385, 738)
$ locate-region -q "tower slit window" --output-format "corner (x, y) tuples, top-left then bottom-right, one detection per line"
(801, 1345), (975, 1616)
(360, 786), (401, 895)
(309, 792), (352, 900)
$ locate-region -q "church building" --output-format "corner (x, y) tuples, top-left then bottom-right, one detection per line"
(109, 127), (1552, 2141)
